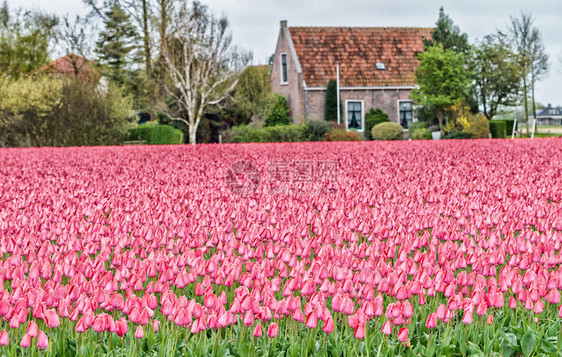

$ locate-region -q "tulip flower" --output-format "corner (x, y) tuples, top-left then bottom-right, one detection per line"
(354, 324), (365, 339)
(0, 330), (8, 346)
(381, 320), (392, 335)
(253, 323), (263, 337)
(398, 328), (409, 342)
(135, 325), (144, 339)
(267, 323), (279, 338)
(20, 333), (31, 348)
(37, 331), (49, 350)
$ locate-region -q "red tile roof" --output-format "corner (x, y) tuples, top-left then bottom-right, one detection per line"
(288, 27), (432, 87)
(41, 54), (98, 81)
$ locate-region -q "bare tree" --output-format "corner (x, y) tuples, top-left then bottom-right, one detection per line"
(508, 11), (549, 134)
(162, 0), (250, 144)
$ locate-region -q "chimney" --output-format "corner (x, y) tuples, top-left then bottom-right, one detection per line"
(280, 20), (287, 29)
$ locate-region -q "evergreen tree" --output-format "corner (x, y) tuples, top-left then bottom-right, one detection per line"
(424, 7), (470, 55)
(324, 79), (340, 121)
(96, 4), (137, 85)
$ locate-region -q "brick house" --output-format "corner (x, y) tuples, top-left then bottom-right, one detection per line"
(271, 21), (432, 131)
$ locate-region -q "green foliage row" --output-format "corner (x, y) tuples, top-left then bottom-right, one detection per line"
(489, 120), (507, 139)
(0, 75), (133, 147)
(230, 125), (305, 143)
(371, 122), (404, 141)
(127, 124), (184, 145)
(504, 119), (516, 137)
(443, 131), (473, 139)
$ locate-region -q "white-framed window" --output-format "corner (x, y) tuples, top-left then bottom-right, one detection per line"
(398, 100), (413, 129)
(346, 100), (364, 132)
(280, 53), (288, 84)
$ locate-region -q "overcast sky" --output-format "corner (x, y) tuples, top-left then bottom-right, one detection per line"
(7, 0), (562, 106)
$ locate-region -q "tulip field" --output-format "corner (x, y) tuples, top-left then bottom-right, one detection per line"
(1, 139), (562, 356)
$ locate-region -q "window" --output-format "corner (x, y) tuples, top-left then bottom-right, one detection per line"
(347, 101), (363, 131)
(280, 53), (288, 84)
(399, 101), (413, 129)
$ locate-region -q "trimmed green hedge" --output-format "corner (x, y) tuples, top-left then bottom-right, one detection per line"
(504, 119), (515, 137)
(489, 120), (506, 139)
(230, 125), (305, 143)
(443, 131), (473, 139)
(127, 124), (184, 145)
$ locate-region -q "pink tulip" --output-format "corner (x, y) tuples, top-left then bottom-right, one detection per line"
(253, 323), (263, 337)
(267, 323), (279, 338)
(425, 313), (437, 329)
(354, 324), (365, 339)
(322, 316), (334, 334)
(20, 333), (31, 348)
(398, 328), (409, 342)
(0, 330), (8, 346)
(37, 330), (49, 350)
(305, 310), (317, 329)
(43, 309), (61, 329)
(381, 320), (392, 335)
(27, 320), (39, 337)
(153, 319), (160, 333)
(135, 325), (144, 339)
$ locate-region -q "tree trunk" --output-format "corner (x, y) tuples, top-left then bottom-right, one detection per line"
(523, 76), (529, 135)
(159, 0), (168, 56)
(188, 124), (197, 145)
(437, 110), (444, 130)
(141, 0), (154, 121)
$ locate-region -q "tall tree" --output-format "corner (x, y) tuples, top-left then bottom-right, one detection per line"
(324, 79), (339, 122)
(234, 65), (272, 125)
(424, 7), (470, 54)
(469, 35), (521, 119)
(0, 2), (58, 76)
(411, 44), (471, 130)
(162, 0), (250, 144)
(507, 11), (549, 133)
(95, 3), (138, 85)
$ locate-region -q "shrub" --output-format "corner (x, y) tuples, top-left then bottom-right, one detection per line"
(408, 121), (431, 140)
(265, 94), (291, 127)
(230, 125), (305, 143)
(263, 125), (305, 142)
(371, 122), (404, 141)
(364, 108), (389, 140)
(127, 123), (184, 145)
(467, 113), (490, 139)
(0, 76), (133, 147)
(443, 131), (473, 139)
(324, 128), (361, 142)
(304, 120), (333, 142)
(489, 120), (506, 139)
(411, 128), (432, 140)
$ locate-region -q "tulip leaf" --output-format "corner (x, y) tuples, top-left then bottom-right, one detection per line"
(521, 331), (536, 357)
(547, 321), (560, 338)
(540, 339), (557, 354)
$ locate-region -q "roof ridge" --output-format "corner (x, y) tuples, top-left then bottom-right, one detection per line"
(289, 26), (434, 30)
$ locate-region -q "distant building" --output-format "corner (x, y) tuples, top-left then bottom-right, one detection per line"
(532, 104), (562, 126)
(271, 20), (432, 130)
(41, 54), (99, 82)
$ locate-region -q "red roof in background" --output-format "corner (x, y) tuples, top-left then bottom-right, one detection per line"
(42, 54), (98, 80)
(288, 27), (432, 87)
